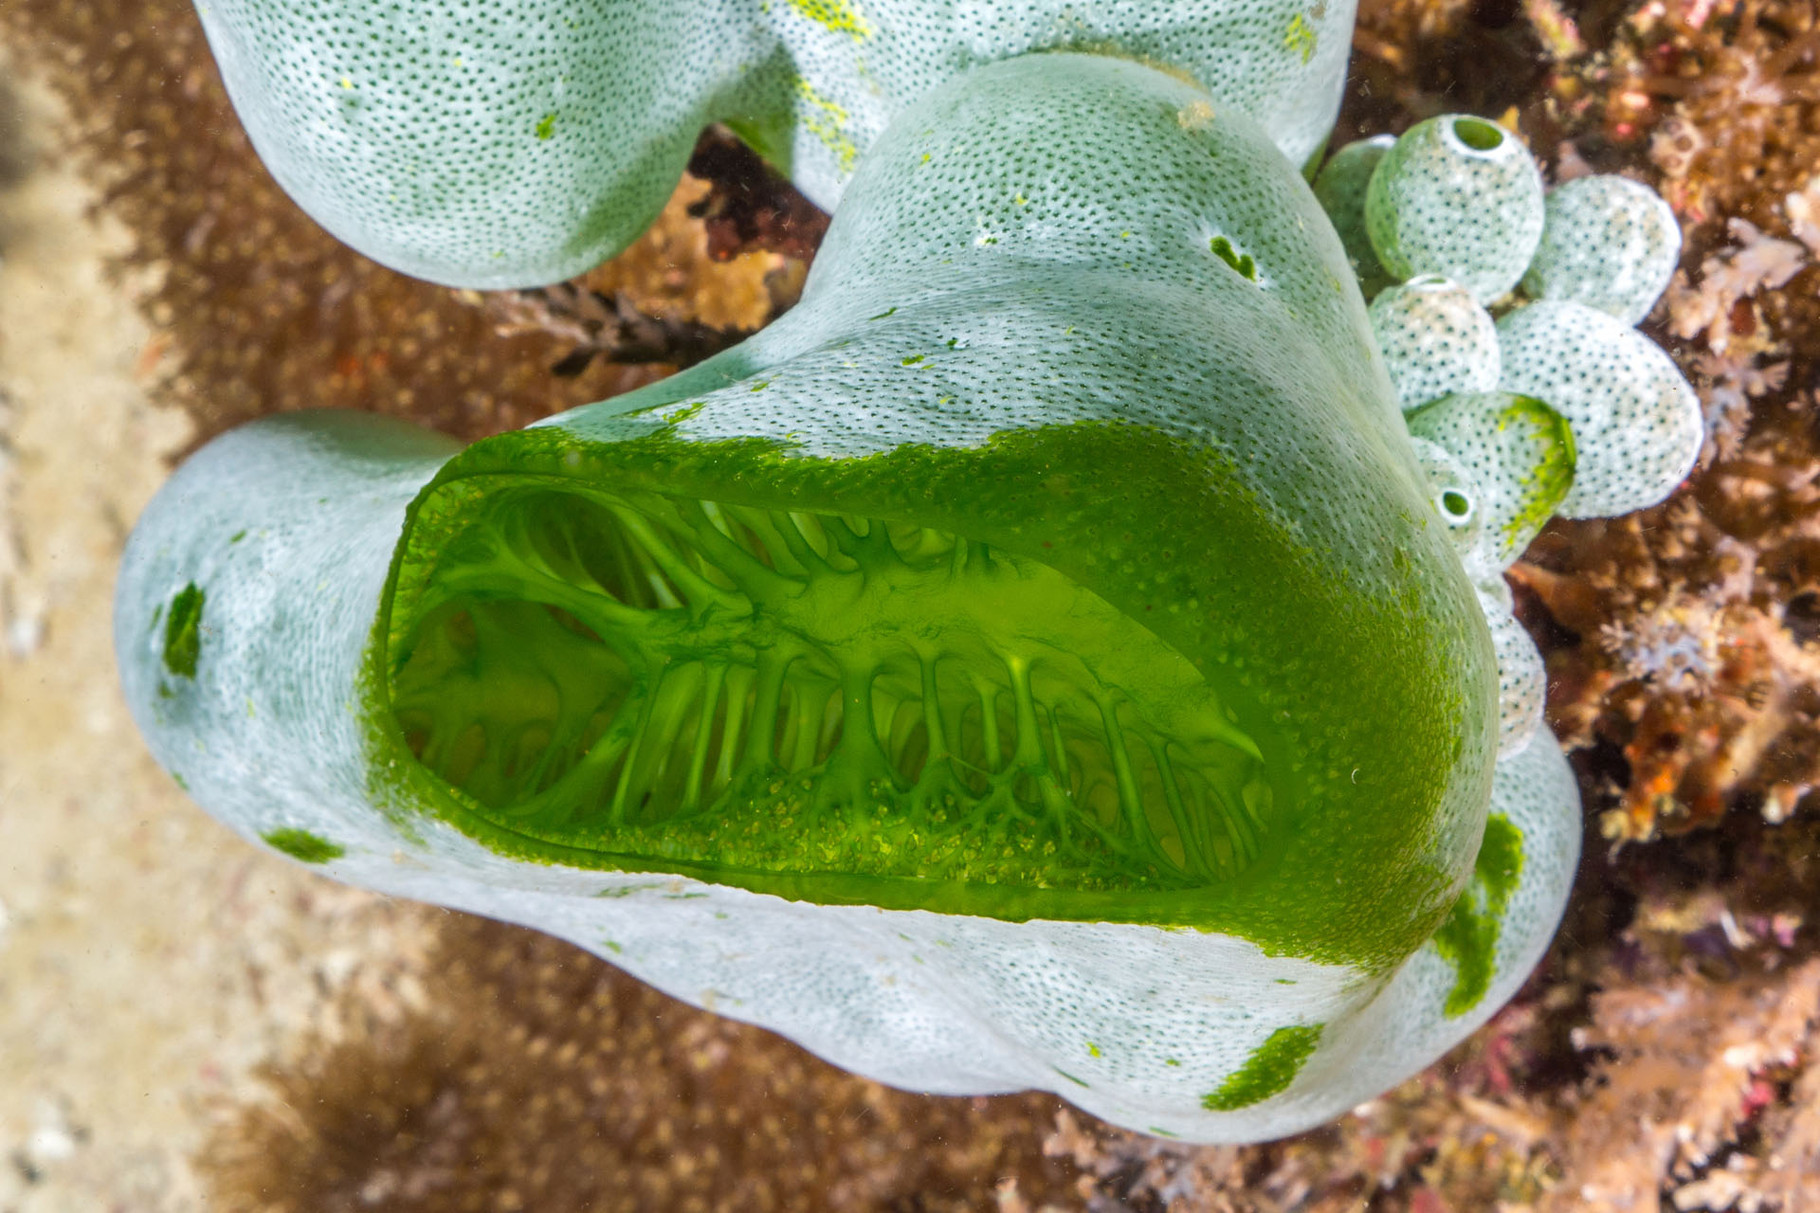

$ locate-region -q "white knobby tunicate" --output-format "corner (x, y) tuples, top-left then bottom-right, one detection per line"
(1368, 276), (1501, 412)
(1365, 115), (1546, 304)
(1476, 577), (1546, 758)
(1313, 133), (1396, 297)
(1497, 299), (1704, 518)
(1522, 174), (1682, 325)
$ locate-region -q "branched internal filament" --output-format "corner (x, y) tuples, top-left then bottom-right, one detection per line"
(388, 484), (1273, 891)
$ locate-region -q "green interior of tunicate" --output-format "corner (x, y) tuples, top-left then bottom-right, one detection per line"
(386, 480), (1273, 894)
(368, 416), (1479, 960)
(1451, 117), (1504, 152)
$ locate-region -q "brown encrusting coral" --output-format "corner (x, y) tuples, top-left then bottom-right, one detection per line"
(14, 0), (1820, 1206)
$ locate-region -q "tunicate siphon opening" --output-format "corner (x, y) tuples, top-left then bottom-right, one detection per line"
(1451, 118), (1505, 152)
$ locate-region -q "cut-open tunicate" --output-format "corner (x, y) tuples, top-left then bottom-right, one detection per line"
(1368, 276), (1501, 412)
(1365, 115), (1546, 304)
(1496, 299), (1703, 518)
(1522, 175), (1681, 325)
(116, 56), (1580, 1144)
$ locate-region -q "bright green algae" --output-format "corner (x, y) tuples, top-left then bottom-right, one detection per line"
(365, 414), (1488, 971)
(162, 582), (205, 678)
(261, 827), (345, 864)
(1201, 1024), (1324, 1110)
(1431, 812), (1525, 1016)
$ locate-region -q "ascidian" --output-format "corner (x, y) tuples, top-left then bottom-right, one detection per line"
(116, 1), (1700, 1140)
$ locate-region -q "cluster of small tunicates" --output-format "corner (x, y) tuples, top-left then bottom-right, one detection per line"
(1314, 115), (1701, 756)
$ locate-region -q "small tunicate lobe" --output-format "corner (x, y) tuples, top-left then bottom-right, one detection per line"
(1406, 436), (1482, 562)
(1496, 299), (1702, 518)
(1368, 276), (1500, 412)
(1365, 115), (1545, 304)
(1475, 578), (1544, 757)
(1522, 174), (1681, 326)
(1312, 134), (1395, 298)
(1405, 390), (1574, 580)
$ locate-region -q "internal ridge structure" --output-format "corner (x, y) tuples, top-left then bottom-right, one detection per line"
(387, 480), (1273, 894)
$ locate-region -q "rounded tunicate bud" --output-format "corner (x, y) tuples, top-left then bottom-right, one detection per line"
(1497, 300), (1703, 518)
(1312, 135), (1396, 298)
(1475, 578), (1545, 758)
(1408, 436), (1482, 561)
(1365, 115), (1546, 303)
(1405, 391), (1575, 578)
(1522, 175), (1682, 326)
(1368, 276), (1501, 411)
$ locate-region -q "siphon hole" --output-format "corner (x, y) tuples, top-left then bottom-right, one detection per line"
(1439, 489), (1473, 520)
(1451, 117), (1504, 151)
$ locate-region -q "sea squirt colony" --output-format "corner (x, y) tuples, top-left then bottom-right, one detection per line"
(116, 0), (1698, 1142)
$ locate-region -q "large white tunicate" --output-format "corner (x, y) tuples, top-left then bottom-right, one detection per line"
(193, 0), (1360, 288)
(116, 58), (1579, 1144)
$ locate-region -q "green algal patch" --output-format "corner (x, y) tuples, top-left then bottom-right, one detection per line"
(794, 79), (859, 174)
(1431, 813), (1524, 1016)
(1201, 1023), (1323, 1111)
(163, 582), (206, 678)
(787, 0), (872, 38)
(1498, 396), (1575, 546)
(1210, 235), (1258, 281)
(1283, 13), (1318, 64)
(262, 827), (345, 864)
(535, 112), (557, 140)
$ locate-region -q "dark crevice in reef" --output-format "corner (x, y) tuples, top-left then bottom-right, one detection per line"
(686, 126), (833, 265)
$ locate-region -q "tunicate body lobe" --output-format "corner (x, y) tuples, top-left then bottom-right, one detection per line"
(192, 0), (1361, 287)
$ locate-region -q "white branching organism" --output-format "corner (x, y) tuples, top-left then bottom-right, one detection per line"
(118, 2), (1700, 1142)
